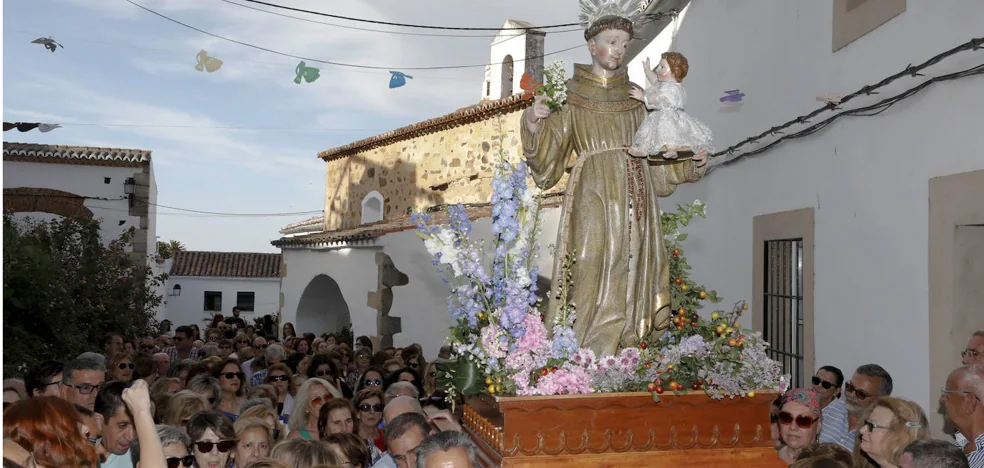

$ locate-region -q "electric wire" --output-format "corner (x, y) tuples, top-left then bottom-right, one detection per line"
(125, 0), (584, 71)
(240, 0), (580, 30)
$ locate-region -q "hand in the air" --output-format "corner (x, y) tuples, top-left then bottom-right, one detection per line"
(122, 379), (153, 415)
(643, 57), (651, 71)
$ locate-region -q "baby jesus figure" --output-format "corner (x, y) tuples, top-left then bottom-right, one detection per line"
(627, 52), (713, 160)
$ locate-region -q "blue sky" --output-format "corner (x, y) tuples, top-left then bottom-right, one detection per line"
(3, 0), (585, 252)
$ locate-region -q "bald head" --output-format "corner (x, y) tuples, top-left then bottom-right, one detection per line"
(952, 364), (984, 400)
(383, 395), (423, 424)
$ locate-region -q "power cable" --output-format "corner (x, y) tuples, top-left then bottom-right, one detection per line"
(240, 0), (580, 30)
(710, 62), (984, 172)
(213, 0), (584, 38)
(10, 193), (324, 217)
(125, 0), (584, 70)
(712, 37), (984, 160)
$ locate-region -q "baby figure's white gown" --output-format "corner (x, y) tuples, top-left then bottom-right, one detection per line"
(631, 80), (713, 154)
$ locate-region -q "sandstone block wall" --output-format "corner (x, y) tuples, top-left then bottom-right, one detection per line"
(324, 111), (571, 231)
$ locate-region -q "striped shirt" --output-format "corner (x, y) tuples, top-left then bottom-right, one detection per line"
(164, 346), (202, 364)
(818, 398), (856, 450)
(954, 431), (984, 468)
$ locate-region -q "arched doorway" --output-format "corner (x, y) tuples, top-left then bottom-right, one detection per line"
(500, 54), (514, 99)
(296, 274), (351, 335)
(361, 191), (384, 224)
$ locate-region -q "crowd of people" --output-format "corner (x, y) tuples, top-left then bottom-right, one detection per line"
(2, 310), (474, 468)
(771, 331), (984, 468)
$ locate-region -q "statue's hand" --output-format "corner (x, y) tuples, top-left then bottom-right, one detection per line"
(525, 94), (553, 132)
(629, 86), (644, 102)
(693, 150), (709, 168)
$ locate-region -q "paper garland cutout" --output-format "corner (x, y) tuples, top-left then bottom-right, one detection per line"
(295, 61), (321, 84)
(520, 72), (541, 93)
(389, 71), (413, 88)
(720, 89), (745, 103)
(3, 122), (62, 133)
(195, 50), (223, 73)
(31, 37), (63, 53)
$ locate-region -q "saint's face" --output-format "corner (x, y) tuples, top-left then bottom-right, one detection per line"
(589, 29), (631, 71)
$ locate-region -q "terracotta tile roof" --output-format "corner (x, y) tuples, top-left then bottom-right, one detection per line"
(170, 251), (282, 278)
(3, 142), (152, 168)
(317, 92), (535, 162)
(272, 194), (565, 248)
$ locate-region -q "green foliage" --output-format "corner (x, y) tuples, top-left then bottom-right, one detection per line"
(3, 214), (166, 376)
(659, 200), (723, 317)
(156, 239), (185, 260)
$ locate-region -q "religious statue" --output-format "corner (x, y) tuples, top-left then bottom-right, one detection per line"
(521, 0), (708, 356)
(627, 52), (714, 159)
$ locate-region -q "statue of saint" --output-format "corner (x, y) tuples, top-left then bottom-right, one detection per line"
(521, 8), (708, 356)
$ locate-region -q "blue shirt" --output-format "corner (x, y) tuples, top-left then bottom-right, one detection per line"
(954, 431), (984, 468)
(818, 398), (856, 450)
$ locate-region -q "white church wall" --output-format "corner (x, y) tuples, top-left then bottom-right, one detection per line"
(626, 0), (984, 414)
(279, 205), (562, 361)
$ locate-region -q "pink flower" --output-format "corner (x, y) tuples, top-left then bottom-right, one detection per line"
(533, 366), (594, 395)
(514, 313), (549, 355)
(481, 325), (507, 359)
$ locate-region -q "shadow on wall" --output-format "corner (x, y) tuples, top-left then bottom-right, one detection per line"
(296, 274), (351, 336)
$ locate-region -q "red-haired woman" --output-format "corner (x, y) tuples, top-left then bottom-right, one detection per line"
(3, 396), (100, 467)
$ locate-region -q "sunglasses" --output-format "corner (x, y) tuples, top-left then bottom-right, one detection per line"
(845, 381), (873, 400)
(357, 355), (371, 360)
(268, 375), (290, 382)
(358, 403), (384, 413)
(811, 376), (837, 390)
(255, 344), (268, 349)
(363, 379), (383, 387)
(315, 370), (333, 377)
(221, 372), (243, 380)
(409, 362), (420, 369)
(194, 440), (236, 454)
(140, 345), (155, 350)
(118, 363), (135, 370)
(166, 455), (196, 468)
(310, 395), (331, 407)
(777, 411), (818, 429)
(174, 337), (186, 342)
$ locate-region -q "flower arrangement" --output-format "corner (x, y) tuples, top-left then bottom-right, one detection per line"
(536, 59), (568, 111)
(414, 133), (783, 402)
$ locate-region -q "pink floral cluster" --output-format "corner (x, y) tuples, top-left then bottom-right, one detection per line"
(480, 324), (507, 360)
(499, 313), (601, 395)
(533, 364), (595, 395)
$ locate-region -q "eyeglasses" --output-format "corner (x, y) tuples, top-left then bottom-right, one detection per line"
(357, 355), (371, 360)
(776, 411), (818, 429)
(844, 381), (873, 400)
(194, 440), (236, 453)
(310, 395), (331, 407)
(862, 420), (891, 432)
(811, 376), (837, 390)
(255, 344), (268, 349)
(140, 345), (156, 351)
(62, 382), (103, 395)
(165, 455), (195, 468)
(363, 379), (383, 387)
(87, 437), (100, 445)
(409, 362), (420, 369)
(220, 372), (243, 380)
(315, 370), (333, 377)
(358, 403), (384, 413)
(941, 387), (976, 398)
(118, 363), (135, 370)
(961, 349), (982, 360)
(268, 375), (290, 382)
(238, 341), (250, 345)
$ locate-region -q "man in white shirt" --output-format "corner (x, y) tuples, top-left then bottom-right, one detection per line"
(95, 381), (136, 468)
(942, 364), (984, 468)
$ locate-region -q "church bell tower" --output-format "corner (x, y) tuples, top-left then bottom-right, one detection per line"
(481, 20), (546, 101)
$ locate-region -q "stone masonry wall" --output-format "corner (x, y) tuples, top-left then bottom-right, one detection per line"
(324, 110), (572, 231)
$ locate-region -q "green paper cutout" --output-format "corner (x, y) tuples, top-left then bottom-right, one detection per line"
(294, 61), (320, 84)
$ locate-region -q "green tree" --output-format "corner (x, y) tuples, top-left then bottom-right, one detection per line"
(156, 239), (186, 260)
(3, 214), (166, 376)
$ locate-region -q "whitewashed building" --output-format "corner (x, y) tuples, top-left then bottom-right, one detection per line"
(624, 0), (984, 437)
(3, 142), (158, 262)
(163, 251), (282, 331)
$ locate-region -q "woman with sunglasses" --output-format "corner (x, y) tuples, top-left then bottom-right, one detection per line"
(262, 363), (297, 419)
(308, 354), (353, 399)
(777, 388), (824, 465)
(854, 397), (928, 468)
(353, 388), (386, 452)
(107, 352), (135, 382)
(212, 358), (249, 420)
(287, 378), (342, 440)
(188, 410), (238, 468)
(232, 417), (272, 468)
(355, 367), (386, 394)
(812, 366), (845, 409)
(130, 425), (194, 468)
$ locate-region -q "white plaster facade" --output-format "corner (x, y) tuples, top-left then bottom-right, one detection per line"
(482, 20), (545, 101)
(278, 208), (561, 361)
(623, 0), (984, 431)
(164, 276), (281, 331)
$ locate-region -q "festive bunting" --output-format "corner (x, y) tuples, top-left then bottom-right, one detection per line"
(389, 71), (413, 88)
(195, 50), (223, 73)
(520, 73), (541, 93)
(719, 89), (745, 103)
(31, 37), (63, 53)
(294, 61), (321, 84)
(3, 122), (62, 133)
